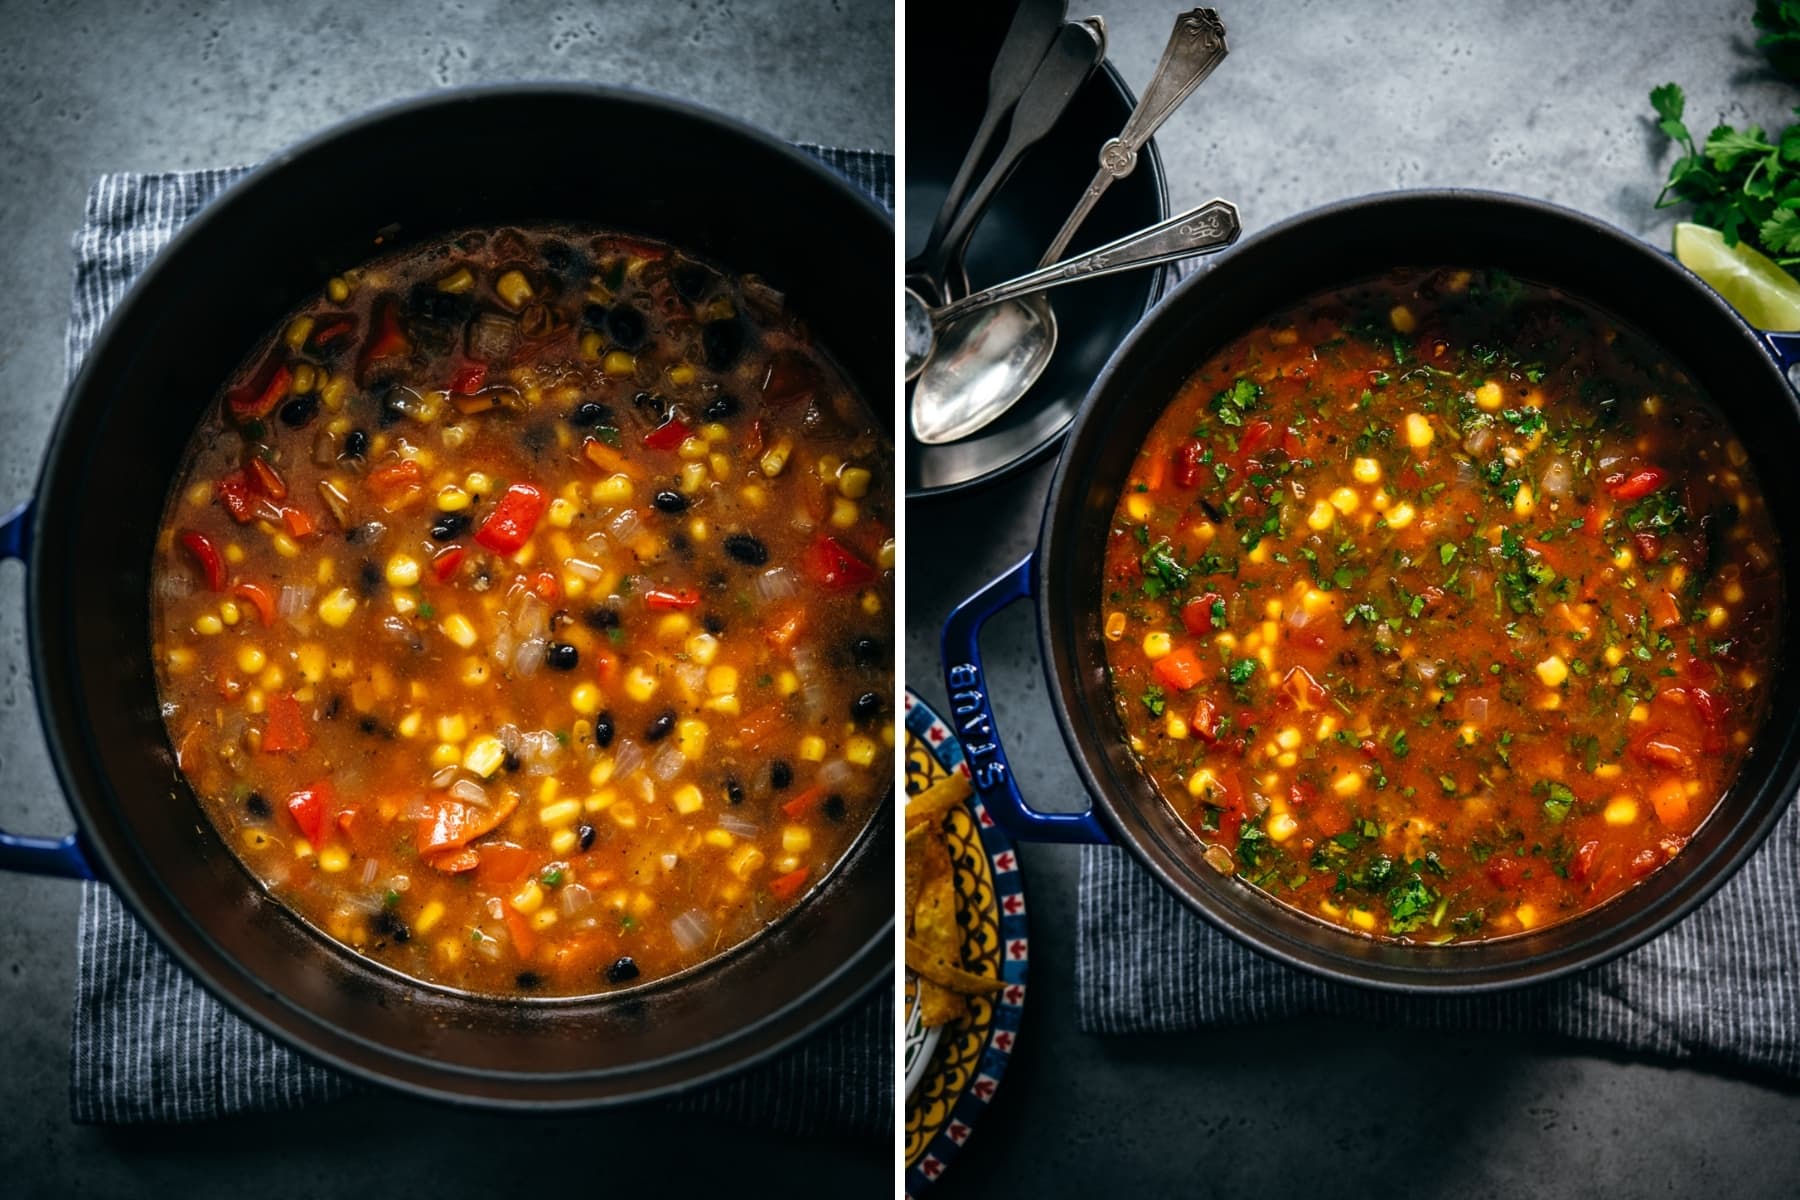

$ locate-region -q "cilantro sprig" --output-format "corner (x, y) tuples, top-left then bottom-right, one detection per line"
(1651, 81), (1800, 264)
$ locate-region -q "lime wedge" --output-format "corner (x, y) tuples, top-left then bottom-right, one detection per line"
(1673, 221), (1800, 331)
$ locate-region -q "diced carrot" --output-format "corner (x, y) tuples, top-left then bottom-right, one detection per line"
(1648, 589), (1683, 630)
(582, 436), (631, 475)
(768, 867), (811, 902)
(1151, 645), (1206, 692)
(279, 505), (317, 539)
(781, 786), (826, 820)
(367, 459), (424, 510)
(765, 608), (805, 648)
(426, 848), (480, 873)
(502, 904), (538, 959)
(475, 842), (536, 889)
(416, 793), (519, 856)
(1650, 777), (1690, 826)
(262, 694), (312, 753)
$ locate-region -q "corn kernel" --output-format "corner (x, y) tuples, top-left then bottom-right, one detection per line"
(437, 485), (472, 512)
(1268, 812), (1300, 842)
(440, 613), (477, 648)
(675, 718), (708, 759)
(1474, 381), (1503, 411)
(1350, 908), (1376, 931)
(1536, 655), (1569, 688)
(699, 665), (738, 698)
(271, 533), (300, 559)
(385, 554), (421, 589)
(1603, 644), (1624, 667)
(603, 350), (635, 377)
(566, 682), (601, 716)
(777, 670), (800, 697)
(1707, 605), (1728, 629)
(760, 439), (793, 477)
(1306, 500), (1335, 532)
(284, 315), (314, 353)
(1388, 304), (1417, 334)
(397, 710), (423, 739)
(1604, 796), (1639, 825)
(495, 269), (534, 308)
(435, 714), (467, 743)
(1386, 502), (1416, 530)
(217, 600), (241, 627)
(463, 736), (506, 779)
(1105, 612), (1127, 641)
(1126, 492), (1151, 521)
(429, 742), (461, 770)
(1186, 768), (1219, 798)
(511, 879), (545, 914)
(1513, 483), (1536, 518)
(539, 798), (582, 827)
(656, 612), (691, 640)
(729, 844), (766, 880)
(327, 276), (351, 303)
(625, 667), (658, 703)
(798, 735), (827, 762)
(318, 588), (358, 628)
(1332, 771), (1364, 797)
(318, 845), (350, 873)
(460, 656), (489, 687)
(1352, 457), (1382, 484)
(672, 784), (705, 815)
(1328, 486), (1359, 515)
(861, 590), (881, 616)
(1166, 713), (1189, 740)
(846, 735), (879, 766)
(1142, 631), (1173, 660)
(411, 900), (445, 934)
(830, 497), (858, 528)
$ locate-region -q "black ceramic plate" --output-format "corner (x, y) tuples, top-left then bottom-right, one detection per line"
(905, 0), (1171, 500)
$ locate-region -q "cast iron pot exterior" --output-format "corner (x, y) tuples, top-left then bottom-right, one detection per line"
(2, 85), (892, 1105)
(945, 189), (1800, 992)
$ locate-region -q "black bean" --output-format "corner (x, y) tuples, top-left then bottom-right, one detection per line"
(701, 320), (744, 370)
(430, 512), (471, 541)
(541, 238), (579, 276)
(594, 711), (615, 748)
(357, 716), (379, 735)
(373, 909), (411, 944)
(669, 532), (692, 559)
(644, 710), (676, 742)
(572, 400), (610, 427)
(503, 749), (522, 773)
(545, 641), (579, 671)
(702, 612), (725, 635)
(358, 560), (383, 594)
(581, 303), (609, 330)
(723, 533), (768, 566)
(515, 971), (544, 990)
(851, 636), (880, 667)
(605, 305), (647, 350)
(632, 390), (671, 422)
(725, 777), (744, 806)
(578, 823), (597, 851)
(672, 262), (712, 302)
(770, 760), (792, 790)
(342, 429), (369, 458)
(703, 394), (739, 422)
(822, 794), (847, 822)
(245, 791), (270, 819)
(408, 281), (473, 326)
(279, 394), (319, 428)
(851, 691), (882, 721)
(606, 956), (640, 984)
(583, 605), (620, 630)
(653, 490), (689, 514)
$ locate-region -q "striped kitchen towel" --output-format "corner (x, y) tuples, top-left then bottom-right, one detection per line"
(1076, 799), (1800, 1079)
(68, 149), (893, 1132)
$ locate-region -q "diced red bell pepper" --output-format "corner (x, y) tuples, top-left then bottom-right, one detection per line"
(767, 866), (811, 902)
(531, 570), (560, 602)
(1151, 645), (1206, 693)
(284, 782), (333, 843)
(803, 535), (877, 590)
(431, 545), (466, 582)
(475, 482), (547, 555)
(262, 694), (312, 754)
(645, 587), (700, 610)
(1182, 592), (1224, 635)
(232, 581), (277, 625)
(279, 505), (317, 539)
(216, 468), (258, 523)
(226, 357), (292, 423)
(781, 786), (827, 821)
(246, 457), (287, 501)
(310, 316), (356, 350)
(1289, 780), (1318, 810)
(366, 459), (424, 509)
(642, 416), (693, 451)
(1172, 438), (1206, 488)
(178, 530), (226, 592)
(600, 236), (668, 262)
(475, 842), (536, 889)
(357, 294), (411, 382)
(449, 362), (487, 394)
(1607, 467), (1667, 501)
(502, 904), (538, 959)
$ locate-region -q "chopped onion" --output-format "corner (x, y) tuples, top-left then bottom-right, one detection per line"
(1541, 455), (1574, 498)
(674, 662), (706, 697)
(513, 636), (546, 678)
(1465, 695), (1490, 724)
(491, 625), (515, 667)
(358, 858), (379, 886)
(496, 723), (522, 753)
(609, 508), (642, 542)
(278, 585), (315, 619)
(660, 852), (680, 871)
(718, 814), (762, 838)
(565, 557), (604, 582)
(611, 739), (644, 781)
(518, 729), (562, 775)
(560, 883), (593, 916)
(1414, 660), (1440, 684)
(1464, 425), (1496, 458)
(389, 874), (411, 893)
(403, 797), (439, 820)
(670, 910), (713, 953)
(1286, 605), (1311, 630)
(754, 566), (799, 603)
(428, 765), (459, 790)
(475, 929), (502, 959)
(154, 572), (195, 603)
(450, 779), (488, 807)
(650, 745), (686, 783)
(817, 758), (856, 791)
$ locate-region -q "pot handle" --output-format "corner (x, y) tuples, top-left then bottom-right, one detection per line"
(0, 499), (95, 880)
(941, 554), (1110, 844)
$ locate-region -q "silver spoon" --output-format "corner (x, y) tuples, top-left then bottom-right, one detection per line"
(912, 8), (1231, 442)
(905, 198), (1242, 397)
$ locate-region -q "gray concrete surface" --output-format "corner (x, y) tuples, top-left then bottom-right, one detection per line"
(909, 1), (1800, 1195)
(0, 1), (889, 1196)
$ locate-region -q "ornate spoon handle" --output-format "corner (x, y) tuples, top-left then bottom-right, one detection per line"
(935, 198), (1241, 324)
(1038, 7), (1229, 267)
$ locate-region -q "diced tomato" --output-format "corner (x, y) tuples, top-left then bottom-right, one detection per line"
(1607, 467), (1666, 501)
(366, 459), (425, 509)
(262, 694), (312, 753)
(1190, 697), (1220, 743)
(1152, 645), (1206, 692)
(1572, 839), (1601, 883)
(1650, 777), (1691, 826)
(1484, 855), (1524, 890)
(591, 648), (617, 684)
(475, 842), (536, 889)
(449, 362), (487, 394)
(178, 530), (226, 592)
(1182, 592), (1224, 635)
(1289, 780), (1318, 809)
(1216, 807), (1244, 847)
(641, 416), (693, 451)
(765, 608), (805, 647)
(1280, 666), (1327, 711)
(761, 354), (820, 406)
(245, 457), (287, 501)
(232, 581), (277, 625)
(781, 786), (827, 820)
(502, 904), (538, 959)
(416, 794), (517, 856)
(431, 545), (466, 582)
(645, 587), (700, 610)
(1646, 589), (1682, 630)
(426, 848), (481, 874)
(1172, 438), (1206, 488)
(357, 294), (411, 382)
(475, 482), (546, 554)
(802, 535), (877, 589)
(531, 570), (560, 603)
(215, 468), (258, 523)
(1630, 848), (1661, 878)
(767, 867), (811, 902)
(1236, 419), (1274, 464)
(284, 783), (333, 843)
(226, 357), (293, 423)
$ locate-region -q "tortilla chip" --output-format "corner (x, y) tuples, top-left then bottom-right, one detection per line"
(904, 821), (930, 921)
(918, 978), (967, 1028)
(907, 937), (1005, 994)
(912, 822), (961, 965)
(904, 770), (973, 825)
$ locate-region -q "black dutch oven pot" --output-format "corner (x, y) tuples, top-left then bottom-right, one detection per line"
(0, 85), (892, 1106)
(944, 190), (1800, 992)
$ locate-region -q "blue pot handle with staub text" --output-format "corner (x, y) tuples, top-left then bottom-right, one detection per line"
(0, 498), (96, 880)
(940, 554), (1110, 844)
